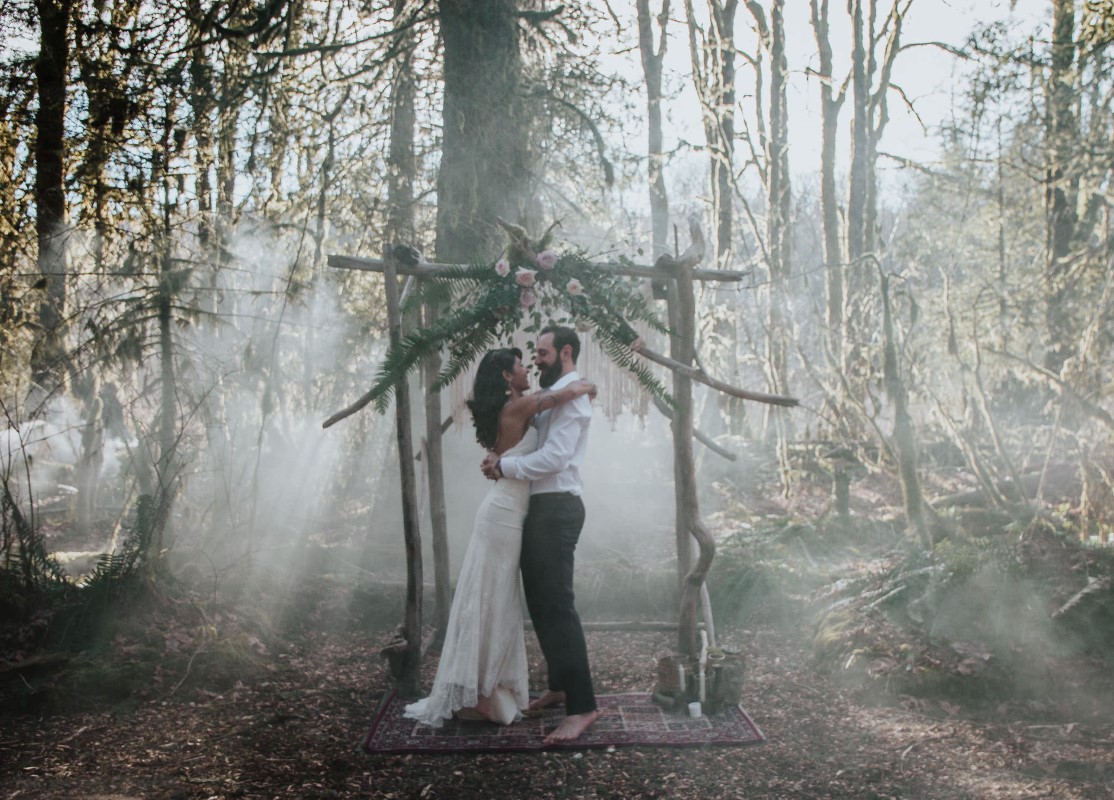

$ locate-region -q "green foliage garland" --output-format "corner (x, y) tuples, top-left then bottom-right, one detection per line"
(367, 248), (671, 413)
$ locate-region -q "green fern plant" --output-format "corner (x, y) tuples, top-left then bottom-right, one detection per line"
(80, 494), (157, 594)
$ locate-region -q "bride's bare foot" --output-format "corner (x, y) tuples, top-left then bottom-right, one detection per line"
(544, 709), (600, 744)
(454, 694), (495, 722)
(475, 694), (492, 717)
(527, 690), (565, 712)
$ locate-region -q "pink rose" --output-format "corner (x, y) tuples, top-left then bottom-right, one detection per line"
(495, 258), (510, 277)
(566, 278), (584, 296)
(535, 250), (558, 270)
(519, 287), (536, 308)
(514, 267), (537, 287)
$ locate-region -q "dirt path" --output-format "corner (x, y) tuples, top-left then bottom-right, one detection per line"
(2, 624), (1110, 799)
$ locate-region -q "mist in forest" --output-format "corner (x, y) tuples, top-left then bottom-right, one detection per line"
(2, 3), (1112, 759)
(10, 221), (709, 613)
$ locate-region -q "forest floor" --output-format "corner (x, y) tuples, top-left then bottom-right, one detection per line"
(2, 589), (1113, 800)
(4, 451), (1114, 798)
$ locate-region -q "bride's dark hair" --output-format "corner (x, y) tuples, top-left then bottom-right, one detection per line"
(467, 347), (522, 449)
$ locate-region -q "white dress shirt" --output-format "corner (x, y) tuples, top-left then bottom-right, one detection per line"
(498, 370), (591, 495)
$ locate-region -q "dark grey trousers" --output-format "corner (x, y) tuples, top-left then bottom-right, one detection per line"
(519, 492), (596, 715)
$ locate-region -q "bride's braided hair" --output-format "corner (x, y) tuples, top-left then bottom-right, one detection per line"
(467, 348), (522, 450)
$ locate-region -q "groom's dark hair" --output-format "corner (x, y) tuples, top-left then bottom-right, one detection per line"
(541, 324), (580, 363)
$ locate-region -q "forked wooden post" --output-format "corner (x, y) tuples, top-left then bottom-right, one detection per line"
(381, 249), (424, 696)
(421, 297), (452, 646)
(667, 218), (717, 657)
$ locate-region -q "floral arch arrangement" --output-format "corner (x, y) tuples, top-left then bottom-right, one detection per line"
(364, 221), (671, 413)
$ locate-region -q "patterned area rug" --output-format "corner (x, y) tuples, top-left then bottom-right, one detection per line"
(360, 692), (765, 753)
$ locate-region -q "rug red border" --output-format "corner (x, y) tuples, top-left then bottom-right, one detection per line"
(360, 691), (766, 754)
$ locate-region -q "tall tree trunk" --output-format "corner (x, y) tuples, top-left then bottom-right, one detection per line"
(150, 109), (182, 578)
(71, 31), (111, 536)
(187, 2), (216, 277)
(995, 115), (1009, 351)
(435, 0), (529, 262)
(846, 0), (870, 267)
(863, 0), (904, 257)
(431, 2), (529, 654)
(842, 0), (905, 437)
(264, 3), (303, 211)
(879, 266), (932, 550)
(687, 0), (746, 434)
(637, 0), (671, 259)
(152, 247), (180, 574)
(685, 0), (738, 265)
(710, 0), (737, 265)
(31, 0), (76, 393)
(387, 0), (417, 248)
(744, 0), (791, 454)
(1044, 0), (1079, 374)
(187, 11), (235, 528)
(765, 0), (792, 477)
(810, 0), (846, 385)
(216, 43), (245, 251)
(304, 120), (337, 409)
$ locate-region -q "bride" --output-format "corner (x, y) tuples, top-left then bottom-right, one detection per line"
(404, 347), (596, 726)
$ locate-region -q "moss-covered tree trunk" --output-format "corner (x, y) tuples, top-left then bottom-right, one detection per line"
(846, 0), (870, 268)
(810, 0), (845, 392)
(31, 0), (75, 393)
(435, 0), (530, 262)
(149, 111), (183, 579)
(430, 0), (530, 651)
(636, 0), (671, 260)
(1044, 0), (1079, 374)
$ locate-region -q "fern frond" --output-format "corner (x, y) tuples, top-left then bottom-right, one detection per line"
(369, 299), (511, 413)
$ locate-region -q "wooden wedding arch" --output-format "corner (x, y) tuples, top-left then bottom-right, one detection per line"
(325, 217), (797, 695)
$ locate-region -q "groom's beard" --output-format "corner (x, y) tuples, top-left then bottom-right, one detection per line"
(538, 360), (563, 389)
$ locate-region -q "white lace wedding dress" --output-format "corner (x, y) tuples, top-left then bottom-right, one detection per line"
(403, 427), (536, 727)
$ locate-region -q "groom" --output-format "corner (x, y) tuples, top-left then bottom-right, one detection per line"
(481, 324), (600, 743)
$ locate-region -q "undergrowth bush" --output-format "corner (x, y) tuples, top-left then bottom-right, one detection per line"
(809, 520), (1114, 706)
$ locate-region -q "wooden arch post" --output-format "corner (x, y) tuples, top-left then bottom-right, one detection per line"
(380, 249), (422, 696)
(668, 220), (713, 657)
(628, 217), (800, 656)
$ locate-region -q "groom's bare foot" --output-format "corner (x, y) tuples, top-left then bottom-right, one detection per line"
(527, 690), (565, 712)
(544, 709), (600, 745)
